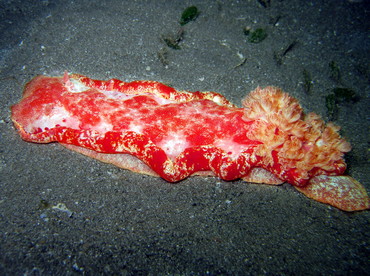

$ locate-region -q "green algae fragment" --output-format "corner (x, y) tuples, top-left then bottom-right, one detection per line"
(325, 94), (337, 120)
(163, 37), (181, 50)
(303, 69), (313, 94)
(257, 0), (271, 8)
(161, 28), (184, 50)
(38, 199), (51, 210)
(157, 47), (169, 65)
(356, 63), (370, 81)
(273, 40), (297, 65)
(329, 61), (341, 83)
(333, 87), (357, 102)
(325, 87), (358, 120)
(180, 6), (199, 26)
(248, 28), (267, 43)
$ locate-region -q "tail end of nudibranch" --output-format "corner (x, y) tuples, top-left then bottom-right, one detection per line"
(295, 175), (370, 211)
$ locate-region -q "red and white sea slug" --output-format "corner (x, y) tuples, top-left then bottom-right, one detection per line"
(11, 73), (369, 211)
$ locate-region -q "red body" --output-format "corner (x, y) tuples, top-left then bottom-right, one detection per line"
(11, 73), (369, 211)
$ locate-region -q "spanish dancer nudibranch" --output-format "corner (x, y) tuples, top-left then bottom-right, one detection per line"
(11, 73), (370, 211)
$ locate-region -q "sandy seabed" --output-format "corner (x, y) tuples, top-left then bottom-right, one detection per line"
(0, 0), (369, 274)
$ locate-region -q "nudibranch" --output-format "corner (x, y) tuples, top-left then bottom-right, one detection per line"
(11, 73), (369, 211)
